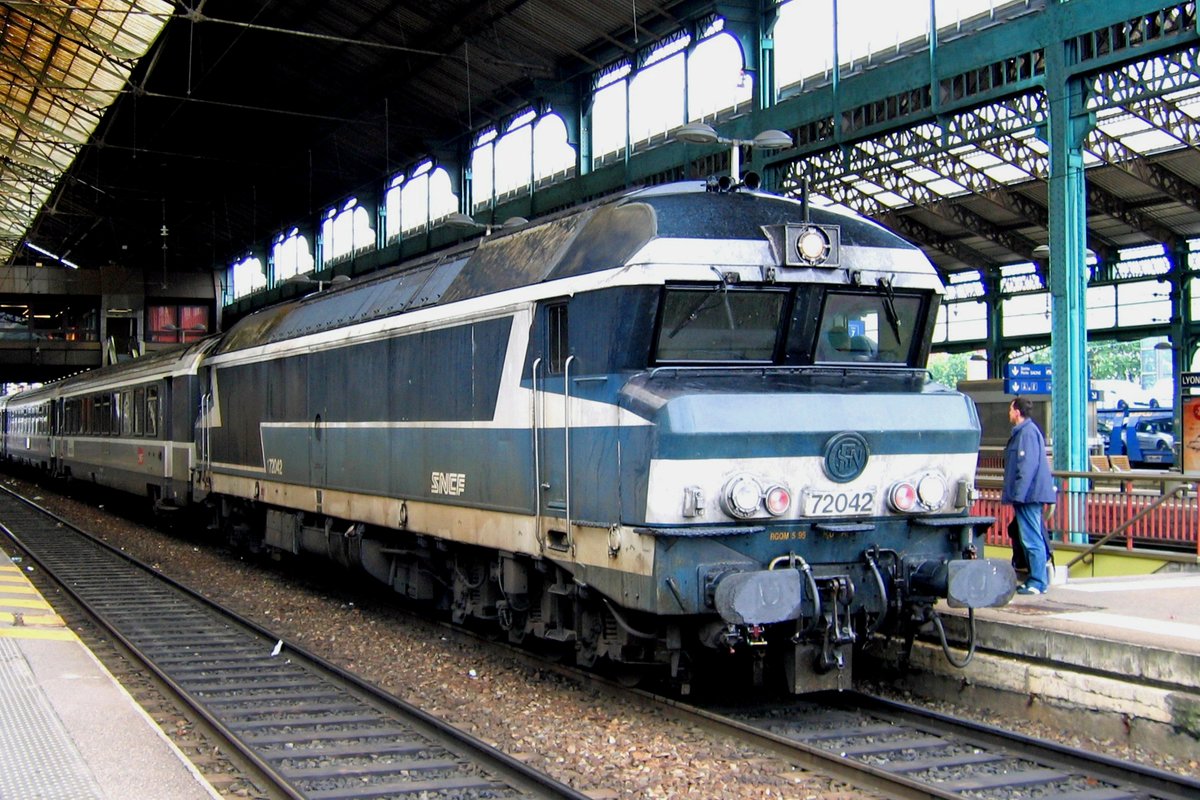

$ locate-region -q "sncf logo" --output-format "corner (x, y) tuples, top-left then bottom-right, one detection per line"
(822, 432), (869, 483)
(431, 472), (467, 496)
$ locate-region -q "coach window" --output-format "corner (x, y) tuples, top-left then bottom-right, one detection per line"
(146, 388), (159, 437)
(119, 392), (131, 436)
(547, 303), (569, 374)
(133, 388), (145, 436)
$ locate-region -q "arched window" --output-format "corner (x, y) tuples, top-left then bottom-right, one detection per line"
(628, 40), (687, 145)
(469, 130), (497, 213)
(401, 166), (431, 235)
(591, 64), (631, 163)
(384, 174), (404, 242)
(321, 197), (375, 265)
(688, 32), (751, 120)
(774, 0), (836, 92)
(272, 229), (313, 282)
(427, 167), (456, 224)
(229, 256), (266, 300)
(494, 110), (535, 198)
(533, 114), (575, 183)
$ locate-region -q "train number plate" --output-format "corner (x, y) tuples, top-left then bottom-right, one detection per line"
(804, 488), (876, 517)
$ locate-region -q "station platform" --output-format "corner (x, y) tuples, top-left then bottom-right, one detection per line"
(0, 552), (220, 800)
(911, 567), (1200, 759)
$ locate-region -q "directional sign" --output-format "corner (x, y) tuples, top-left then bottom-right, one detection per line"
(1009, 378), (1051, 395)
(1007, 363), (1052, 380)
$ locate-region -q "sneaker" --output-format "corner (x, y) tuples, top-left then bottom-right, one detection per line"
(1016, 584), (1043, 595)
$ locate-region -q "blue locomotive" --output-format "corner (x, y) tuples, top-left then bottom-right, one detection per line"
(1, 182), (1015, 692)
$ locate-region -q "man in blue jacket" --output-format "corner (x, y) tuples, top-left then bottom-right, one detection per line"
(1003, 396), (1055, 594)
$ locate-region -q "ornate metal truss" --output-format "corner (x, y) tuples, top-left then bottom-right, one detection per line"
(778, 41), (1200, 292)
(0, 0), (169, 265)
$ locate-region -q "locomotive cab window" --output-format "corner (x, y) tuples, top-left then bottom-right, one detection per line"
(814, 290), (923, 366)
(655, 286), (788, 363)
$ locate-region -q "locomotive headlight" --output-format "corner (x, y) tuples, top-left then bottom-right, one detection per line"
(764, 485), (792, 516)
(795, 225), (831, 265)
(917, 473), (948, 510)
(887, 481), (918, 513)
(721, 474), (764, 519)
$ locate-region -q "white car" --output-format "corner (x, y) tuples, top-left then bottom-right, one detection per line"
(1134, 416), (1174, 453)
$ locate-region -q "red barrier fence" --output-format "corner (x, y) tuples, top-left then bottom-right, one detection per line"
(972, 471), (1200, 555)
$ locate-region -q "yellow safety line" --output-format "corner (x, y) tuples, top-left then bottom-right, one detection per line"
(0, 627), (76, 642)
(0, 584), (39, 595)
(0, 597), (54, 610)
(0, 611), (64, 626)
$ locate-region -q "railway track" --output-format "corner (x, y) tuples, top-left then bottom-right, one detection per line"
(5, 480), (1199, 800)
(0, 486), (588, 800)
(684, 691), (1200, 800)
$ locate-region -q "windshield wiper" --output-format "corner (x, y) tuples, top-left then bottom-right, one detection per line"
(877, 275), (902, 342)
(667, 268), (730, 339)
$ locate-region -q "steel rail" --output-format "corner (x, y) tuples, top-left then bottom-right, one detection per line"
(840, 692), (1200, 800)
(668, 689), (1200, 800)
(0, 484), (589, 800)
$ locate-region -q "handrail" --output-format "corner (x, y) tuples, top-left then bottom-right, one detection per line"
(199, 392), (212, 482)
(977, 468), (1200, 483)
(563, 355), (575, 546)
(530, 357), (542, 547)
(1065, 483), (1189, 568)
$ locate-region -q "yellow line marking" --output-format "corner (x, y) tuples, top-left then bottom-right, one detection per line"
(0, 612), (64, 626)
(0, 598), (54, 610)
(0, 627), (77, 642)
(0, 585), (39, 595)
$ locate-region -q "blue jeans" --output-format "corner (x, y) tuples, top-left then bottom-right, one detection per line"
(1014, 502), (1049, 591)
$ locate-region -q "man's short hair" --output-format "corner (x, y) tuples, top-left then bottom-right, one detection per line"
(1011, 396), (1034, 418)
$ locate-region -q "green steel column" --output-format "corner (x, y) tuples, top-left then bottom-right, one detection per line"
(985, 271), (1004, 380)
(1172, 242), (1196, 438)
(1045, 37), (1090, 478)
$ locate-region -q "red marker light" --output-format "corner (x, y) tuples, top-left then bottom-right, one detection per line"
(765, 485), (791, 516)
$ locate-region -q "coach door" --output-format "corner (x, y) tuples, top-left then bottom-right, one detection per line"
(534, 302), (572, 553)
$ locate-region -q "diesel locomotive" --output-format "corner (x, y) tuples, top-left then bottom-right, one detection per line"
(1, 181), (1016, 692)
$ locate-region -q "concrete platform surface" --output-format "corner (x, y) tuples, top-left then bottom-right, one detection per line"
(1008, 572), (1200, 647)
(919, 570), (1200, 755)
(0, 558), (220, 800)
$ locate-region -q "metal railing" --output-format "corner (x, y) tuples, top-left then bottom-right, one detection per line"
(972, 469), (1200, 559)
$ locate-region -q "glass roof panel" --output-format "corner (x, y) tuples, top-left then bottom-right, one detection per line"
(0, 0), (171, 266)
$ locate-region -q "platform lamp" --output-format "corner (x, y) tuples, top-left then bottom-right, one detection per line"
(444, 213), (529, 236)
(674, 122), (794, 186)
(286, 273), (351, 293)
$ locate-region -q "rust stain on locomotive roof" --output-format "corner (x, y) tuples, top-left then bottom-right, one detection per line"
(439, 201), (658, 303)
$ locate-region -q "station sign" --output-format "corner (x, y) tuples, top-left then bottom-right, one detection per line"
(1006, 363), (1051, 396)
(1182, 372), (1200, 391)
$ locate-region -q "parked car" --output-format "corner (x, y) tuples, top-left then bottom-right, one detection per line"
(1134, 415), (1174, 452)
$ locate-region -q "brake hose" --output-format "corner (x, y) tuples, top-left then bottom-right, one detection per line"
(930, 606), (976, 668)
